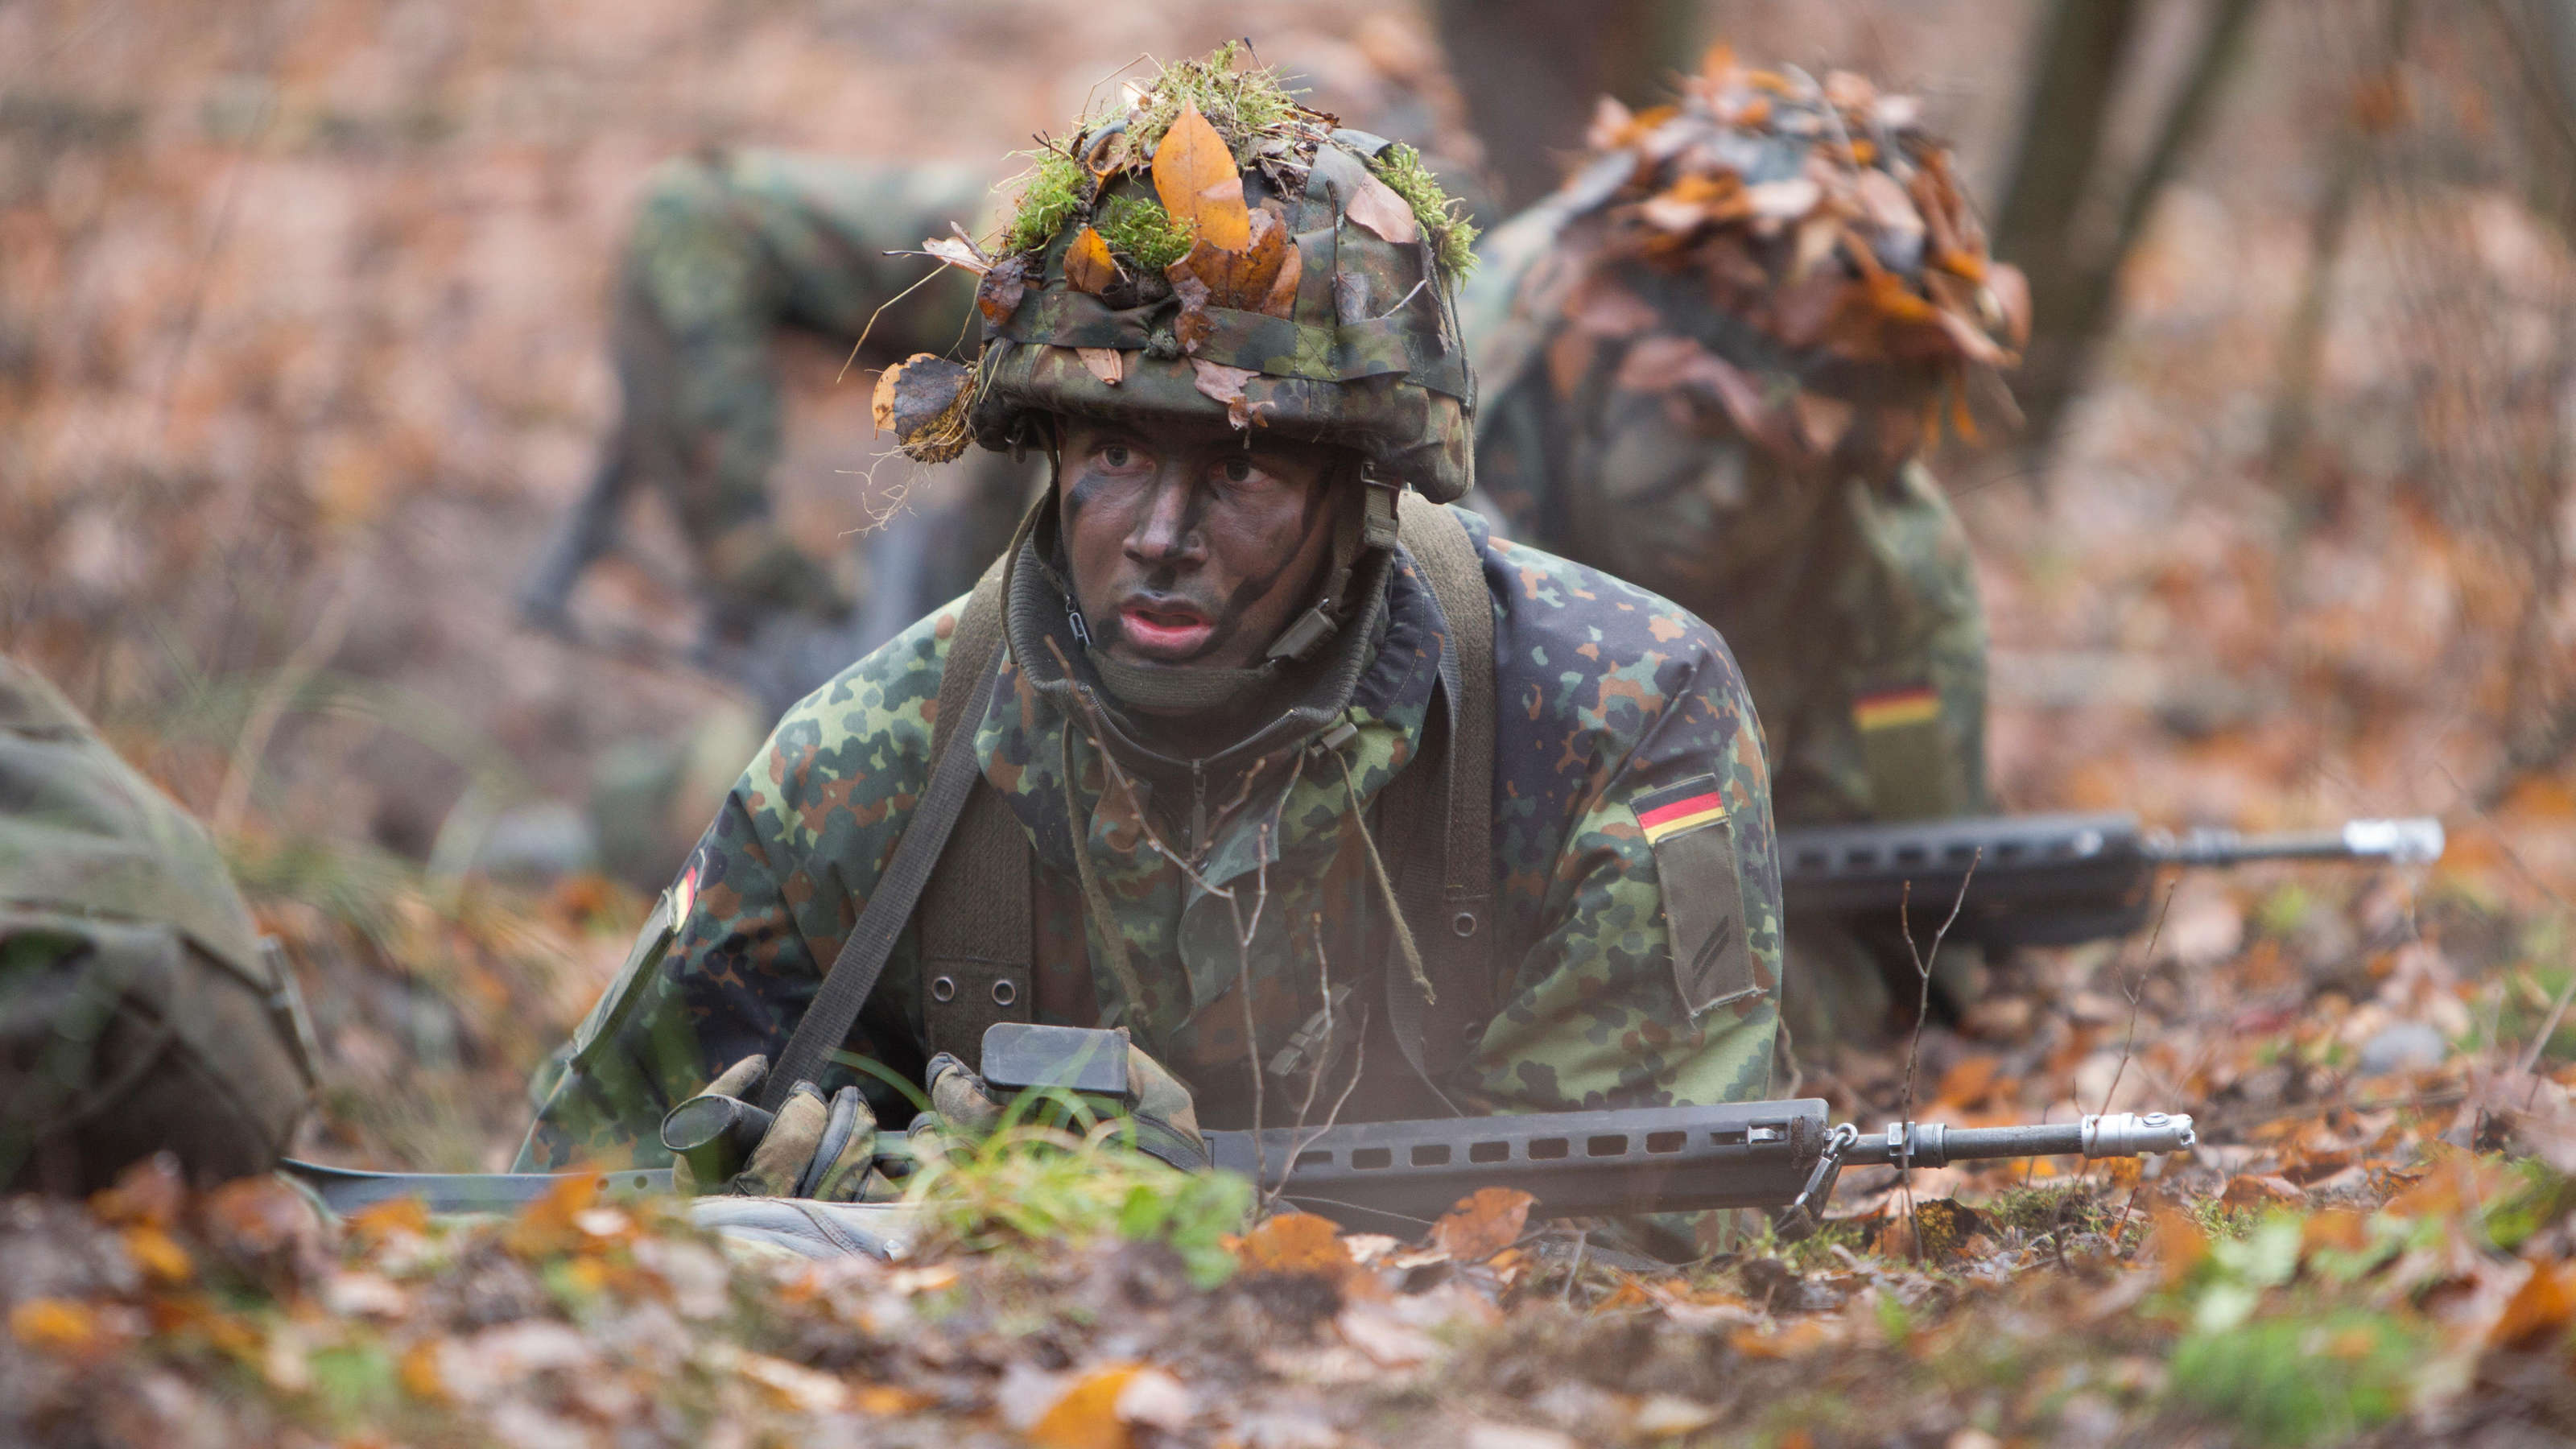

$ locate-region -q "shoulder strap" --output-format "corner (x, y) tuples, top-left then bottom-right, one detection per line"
(1400, 494), (1495, 943)
(760, 555), (1015, 1109)
(1381, 496), (1496, 1085)
(916, 632), (1035, 1058)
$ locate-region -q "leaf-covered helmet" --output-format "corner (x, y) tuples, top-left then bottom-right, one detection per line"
(874, 46), (1480, 504)
(1463, 50), (2026, 466)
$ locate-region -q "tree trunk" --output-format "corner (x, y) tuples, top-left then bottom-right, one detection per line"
(1992, 0), (2264, 469)
(1430, 0), (1704, 211)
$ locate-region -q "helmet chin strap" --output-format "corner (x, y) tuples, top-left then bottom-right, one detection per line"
(1253, 459), (1401, 667)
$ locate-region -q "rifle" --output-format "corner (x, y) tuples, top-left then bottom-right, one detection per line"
(281, 1026), (2195, 1248)
(1778, 812), (2443, 947)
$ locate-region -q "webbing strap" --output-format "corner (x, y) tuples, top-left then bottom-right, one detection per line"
(1380, 497), (1496, 1089)
(759, 555), (1014, 1110)
(1401, 495), (1496, 932)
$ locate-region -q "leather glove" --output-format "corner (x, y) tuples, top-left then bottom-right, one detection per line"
(919, 1030), (1207, 1171)
(665, 1055), (904, 1203)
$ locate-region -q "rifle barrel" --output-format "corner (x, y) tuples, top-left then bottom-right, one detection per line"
(1841, 1112), (2196, 1169)
(2147, 818), (2444, 869)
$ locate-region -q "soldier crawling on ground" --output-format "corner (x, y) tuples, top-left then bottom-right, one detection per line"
(522, 46), (1783, 1257)
(1460, 52), (2027, 1052)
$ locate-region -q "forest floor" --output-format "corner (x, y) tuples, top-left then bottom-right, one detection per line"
(6, 0), (2576, 1444)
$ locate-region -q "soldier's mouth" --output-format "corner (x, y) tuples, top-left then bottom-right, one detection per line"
(1117, 600), (1215, 658)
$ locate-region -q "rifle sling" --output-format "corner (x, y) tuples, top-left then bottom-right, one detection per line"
(1380, 497), (1496, 1094)
(760, 553), (1016, 1110)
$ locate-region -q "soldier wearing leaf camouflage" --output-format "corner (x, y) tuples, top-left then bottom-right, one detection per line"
(1459, 55), (2028, 1048)
(522, 47), (1782, 1225)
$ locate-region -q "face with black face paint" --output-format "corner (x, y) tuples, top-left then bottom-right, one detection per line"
(1057, 417), (1349, 675)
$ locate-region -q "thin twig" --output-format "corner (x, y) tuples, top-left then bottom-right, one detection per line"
(836, 262), (954, 384)
(1235, 819), (1276, 1191)
(1893, 850), (1979, 1261)
(2093, 881), (2185, 1125)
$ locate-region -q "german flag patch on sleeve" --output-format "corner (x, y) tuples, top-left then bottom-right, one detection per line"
(1633, 774), (1757, 1016)
(1635, 776), (1730, 844)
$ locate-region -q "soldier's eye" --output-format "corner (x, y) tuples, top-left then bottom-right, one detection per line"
(1218, 457), (1256, 485)
(1100, 444), (1134, 469)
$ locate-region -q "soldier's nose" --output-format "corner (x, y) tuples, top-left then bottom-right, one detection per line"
(1125, 478), (1200, 564)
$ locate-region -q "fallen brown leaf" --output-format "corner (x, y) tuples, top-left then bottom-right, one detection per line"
(976, 254), (1030, 328)
(1427, 1187), (1534, 1264)
(1065, 226), (1118, 295)
(1075, 347), (1124, 386)
(1152, 103), (1248, 253)
(1030, 1364), (1142, 1449)
(923, 235), (990, 276)
(2489, 1261), (2576, 1348)
(2220, 1174), (2306, 1211)
(10, 1298), (103, 1356)
(871, 353), (976, 463)
(1188, 358), (1265, 430)
(1234, 1212), (1352, 1278)
(91, 1153), (184, 1228)
(1343, 173), (1419, 245)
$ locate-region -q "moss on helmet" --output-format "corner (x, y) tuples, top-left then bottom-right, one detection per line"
(1094, 194), (1195, 272)
(991, 42), (1478, 288)
(1368, 142), (1477, 276)
(1125, 41), (1304, 163)
(1001, 148), (1084, 256)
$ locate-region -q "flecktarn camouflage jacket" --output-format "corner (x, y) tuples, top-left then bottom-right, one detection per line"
(522, 510), (1781, 1168)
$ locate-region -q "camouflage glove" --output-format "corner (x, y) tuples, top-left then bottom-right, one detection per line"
(917, 1033), (1207, 1172)
(665, 1056), (902, 1203)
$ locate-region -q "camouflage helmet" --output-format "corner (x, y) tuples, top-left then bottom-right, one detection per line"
(873, 45), (1480, 505)
(1465, 50), (2026, 467)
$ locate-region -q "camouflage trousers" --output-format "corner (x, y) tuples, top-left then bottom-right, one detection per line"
(539, 151), (1031, 650)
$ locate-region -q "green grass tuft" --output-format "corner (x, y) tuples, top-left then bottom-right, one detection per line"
(906, 1121), (1251, 1288)
(1096, 193), (1196, 272)
(2168, 1312), (2421, 1445)
(1368, 142), (1478, 276)
(1001, 147), (1084, 255)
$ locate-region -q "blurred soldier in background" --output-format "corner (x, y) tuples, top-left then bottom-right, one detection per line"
(514, 158), (1026, 720)
(0, 655), (317, 1195)
(1460, 53), (2028, 1051)
(517, 18), (1490, 727)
